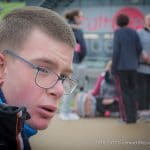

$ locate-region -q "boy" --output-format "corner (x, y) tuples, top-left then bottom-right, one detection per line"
(0, 6), (77, 149)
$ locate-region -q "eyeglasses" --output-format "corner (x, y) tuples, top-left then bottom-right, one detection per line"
(2, 49), (77, 95)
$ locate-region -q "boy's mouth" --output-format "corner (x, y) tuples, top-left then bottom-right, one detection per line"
(38, 105), (57, 118)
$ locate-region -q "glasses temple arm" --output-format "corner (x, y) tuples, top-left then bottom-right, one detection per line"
(3, 49), (38, 69)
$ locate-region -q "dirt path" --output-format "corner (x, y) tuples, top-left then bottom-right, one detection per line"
(30, 115), (150, 150)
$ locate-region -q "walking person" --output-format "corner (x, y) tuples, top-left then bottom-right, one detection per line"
(111, 14), (143, 123)
(59, 8), (87, 120)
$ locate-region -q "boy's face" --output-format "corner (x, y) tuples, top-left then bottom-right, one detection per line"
(1, 29), (74, 130)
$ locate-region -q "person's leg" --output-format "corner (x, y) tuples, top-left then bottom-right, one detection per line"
(60, 94), (72, 114)
(118, 71), (137, 123)
(59, 93), (80, 120)
(137, 73), (148, 110)
(126, 71), (137, 122)
(102, 99), (114, 105)
(146, 74), (150, 110)
(59, 94), (73, 120)
(111, 100), (119, 112)
(59, 63), (80, 120)
(137, 73), (145, 110)
(96, 97), (105, 116)
(115, 74), (127, 121)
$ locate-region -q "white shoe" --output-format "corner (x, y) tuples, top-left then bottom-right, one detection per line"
(68, 113), (80, 120)
(59, 113), (69, 120)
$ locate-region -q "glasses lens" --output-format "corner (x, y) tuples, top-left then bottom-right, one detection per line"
(35, 69), (77, 94)
(63, 78), (77, 94)
(35, 70), (58, 88)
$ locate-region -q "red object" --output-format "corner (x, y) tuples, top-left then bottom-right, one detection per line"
(112, 7), (144, 31)
(91, 73), (105, 96)
(104, 110), (110, 117)
(75, 43), (81, 52)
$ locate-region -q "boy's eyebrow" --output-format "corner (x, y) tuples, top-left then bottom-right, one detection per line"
(31, 58), (73, 74)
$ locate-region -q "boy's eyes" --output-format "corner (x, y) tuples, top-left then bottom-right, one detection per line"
(37, 66), (70, 78)
(60, 74), (68, 79)
(37, 66), (50, 73)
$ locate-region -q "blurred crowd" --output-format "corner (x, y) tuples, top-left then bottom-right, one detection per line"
(59, 9), (150, 124)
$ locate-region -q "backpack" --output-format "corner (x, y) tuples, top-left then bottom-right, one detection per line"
(74, 92), (96, 117)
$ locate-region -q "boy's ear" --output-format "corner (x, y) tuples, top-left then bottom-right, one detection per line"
(0, 53), (7, 85)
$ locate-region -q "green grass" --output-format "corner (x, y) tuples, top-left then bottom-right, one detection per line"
(0, 2), (25, 19)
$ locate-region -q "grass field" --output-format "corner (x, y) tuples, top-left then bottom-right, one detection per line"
(0, 2), (25, 19)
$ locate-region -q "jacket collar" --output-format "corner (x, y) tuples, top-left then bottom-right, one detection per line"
(0, 89), (37, 138)
(0, 89), (6, 103)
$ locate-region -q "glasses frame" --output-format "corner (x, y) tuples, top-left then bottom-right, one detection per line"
(2, 49), (77, 94)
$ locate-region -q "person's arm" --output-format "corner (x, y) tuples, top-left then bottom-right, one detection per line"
(135, 31), (143, 56)
(111, 30), (120, 75)
(141, 51), (149, 63)
(137, 30), (149, 63)
(74, 29), (87, 62)
(99, 81), (105, 98)
(92, 75), (104, 96)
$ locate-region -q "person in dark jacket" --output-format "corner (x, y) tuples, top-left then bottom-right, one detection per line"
(64, 8), (87, 63)
(59, 9), (87, 120)
(0, 6), (77, 149)
(111, 14), (143, 123)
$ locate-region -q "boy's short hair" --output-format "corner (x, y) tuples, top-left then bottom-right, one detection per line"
(0, 6), (76, 51)
(116, 14), (129, 27)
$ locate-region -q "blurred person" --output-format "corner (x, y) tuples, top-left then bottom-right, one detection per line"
(73, 68), (105, 118)
(0, 6), (76, 149)
(87, 61), (112, 98)
(96, 69), (119, 117)
(65, 8), (87, 64)
(111, 14), (143, 123)
(59, 8), (87, 120)
(74, 60), (119, 118)
(137, 14), (150, 113)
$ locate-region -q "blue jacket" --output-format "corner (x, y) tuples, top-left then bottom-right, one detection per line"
(112, 27), (142, 74)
